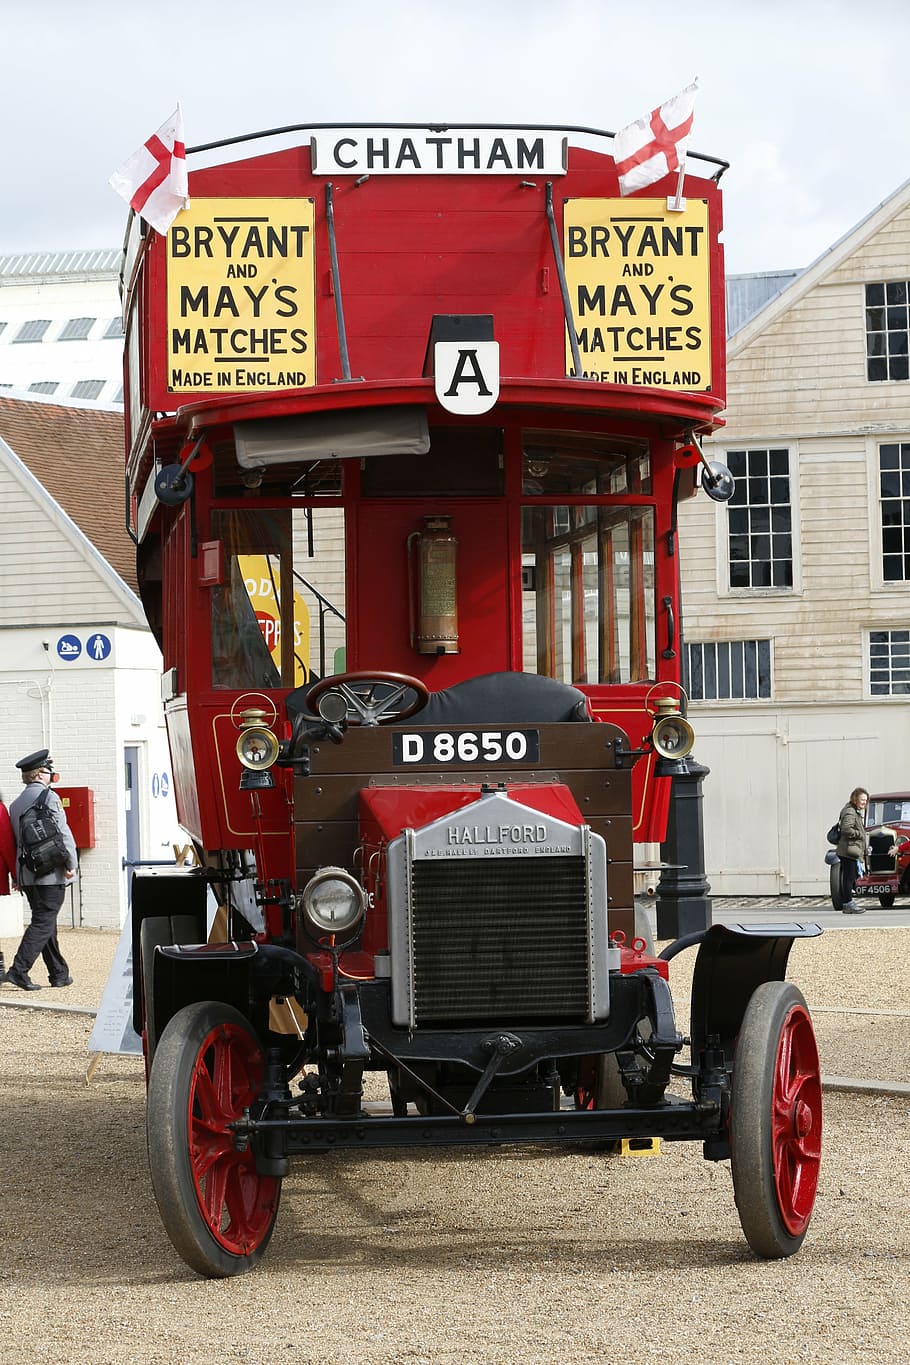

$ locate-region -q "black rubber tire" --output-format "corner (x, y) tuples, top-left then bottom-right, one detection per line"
(591, 1053), (627, 1109)
(139, 913), (203, 1066)
(829, 858), (846, 911)
(147, 1000), (281, 1278)
(730, 981), (822, 1259)
(878, 894), (896, 908)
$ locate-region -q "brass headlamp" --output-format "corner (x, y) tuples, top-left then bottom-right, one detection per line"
(235, 707), (280, 787)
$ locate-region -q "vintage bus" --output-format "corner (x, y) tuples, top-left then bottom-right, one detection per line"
(121, 121), (822, 1276)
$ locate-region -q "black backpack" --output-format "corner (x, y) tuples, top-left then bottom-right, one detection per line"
(18, 787), (69, 877)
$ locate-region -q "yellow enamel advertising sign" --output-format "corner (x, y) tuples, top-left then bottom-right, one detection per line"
(564, 198), (711, 389)
(239, 554), (310, 686)
(166, 198), (316, 394)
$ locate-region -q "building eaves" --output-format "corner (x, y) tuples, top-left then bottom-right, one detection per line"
(0, 425), (144, 624)
(0, 248), (121, 285)
(726, 271), (802, 337)
(0, 394), (138, 595)
(727, 174), (910, 360)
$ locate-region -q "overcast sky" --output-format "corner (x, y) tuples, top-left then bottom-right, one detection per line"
(3, 0), (908, 275)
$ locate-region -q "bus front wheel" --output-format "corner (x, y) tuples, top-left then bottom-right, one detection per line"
(147, 1000), (282, 1278)
(730, 981), (822, 1258)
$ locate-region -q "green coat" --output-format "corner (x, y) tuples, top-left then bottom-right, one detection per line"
(836, 801), (869, 861)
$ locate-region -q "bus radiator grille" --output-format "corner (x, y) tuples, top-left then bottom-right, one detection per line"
(409, 856), (590, 1024)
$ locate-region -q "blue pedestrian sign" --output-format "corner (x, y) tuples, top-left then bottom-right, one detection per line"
(88, 633), (112, 661)
(57, 634), (82, 662)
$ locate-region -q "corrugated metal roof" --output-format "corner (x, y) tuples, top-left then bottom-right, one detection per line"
(726, 270), (802, 337)
(0, 249), (121, 281)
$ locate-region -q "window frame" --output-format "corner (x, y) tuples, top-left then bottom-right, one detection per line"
(684, 637), (773, 702)
(12, 319), (51, 344)
(866, 627), (910, 698)
(70, 379), (106, 400)
(870, 436), (910, 588)
(865, 280), (910, 384)
(58, 316), (96, 342)
(714, 441), (801, 596)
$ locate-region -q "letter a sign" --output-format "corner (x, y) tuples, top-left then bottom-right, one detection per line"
(434, 341), (500, 414)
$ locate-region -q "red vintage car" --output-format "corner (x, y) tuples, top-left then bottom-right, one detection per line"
(839, 792), (910, 908)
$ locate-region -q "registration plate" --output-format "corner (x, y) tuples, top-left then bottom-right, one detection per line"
(392, 728), (540, 766)
(856, 883), (894, 896)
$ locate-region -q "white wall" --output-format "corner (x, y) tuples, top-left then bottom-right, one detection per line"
(0, 625), (184, 931)
(691, 701), (910, 894)
(0, 261), (122, 406)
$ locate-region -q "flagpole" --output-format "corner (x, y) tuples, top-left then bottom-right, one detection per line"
(669, 156), (687, 213)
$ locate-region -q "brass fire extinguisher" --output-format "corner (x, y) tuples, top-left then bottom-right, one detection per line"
(407, 515), (460, 654)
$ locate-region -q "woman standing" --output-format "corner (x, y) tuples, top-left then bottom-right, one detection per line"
(836, 786), (870, 914)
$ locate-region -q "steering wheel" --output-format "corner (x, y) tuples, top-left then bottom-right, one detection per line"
(305, 670), (430, 727)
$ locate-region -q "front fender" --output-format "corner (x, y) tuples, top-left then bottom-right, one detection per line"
(151, 941), (319, 1047)
(686, 922), (822, 1060)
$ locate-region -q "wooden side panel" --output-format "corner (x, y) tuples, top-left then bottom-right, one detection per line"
(294, 721), (634, 912)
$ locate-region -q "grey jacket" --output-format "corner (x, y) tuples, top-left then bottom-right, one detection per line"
(9, 781), (78, 887)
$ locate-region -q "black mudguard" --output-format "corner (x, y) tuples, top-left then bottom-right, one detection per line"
(150, 941), (318, 1049)
(686, 922), (822, 1060)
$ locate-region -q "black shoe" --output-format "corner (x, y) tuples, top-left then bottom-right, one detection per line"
(4, 969), (42, 990)
(50, 975), (74, 987)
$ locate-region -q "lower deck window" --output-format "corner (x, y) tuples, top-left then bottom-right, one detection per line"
(210, 507), (346, 689)
(521, 505), (655, 684)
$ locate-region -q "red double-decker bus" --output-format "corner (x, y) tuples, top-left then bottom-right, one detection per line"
(122, 122), (821, 1276)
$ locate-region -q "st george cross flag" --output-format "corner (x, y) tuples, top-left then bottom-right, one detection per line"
(613, 81), (698, 197)
(109, 105), (189, 234)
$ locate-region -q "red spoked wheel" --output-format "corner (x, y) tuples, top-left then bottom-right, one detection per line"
(730, 981), (822, 1258)
(147, 1001), (281, 1277)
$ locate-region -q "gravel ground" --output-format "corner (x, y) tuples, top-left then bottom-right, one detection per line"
(0, 925), (907, 1365)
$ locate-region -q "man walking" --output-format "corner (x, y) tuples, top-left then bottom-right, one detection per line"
(1, 750), (77, 991)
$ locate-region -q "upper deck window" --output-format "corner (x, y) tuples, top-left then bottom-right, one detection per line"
(522, 431), (650, 496)
(360, 427), (503, 496)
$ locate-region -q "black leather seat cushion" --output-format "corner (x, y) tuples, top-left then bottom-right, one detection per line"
(419, 672), (592, 726)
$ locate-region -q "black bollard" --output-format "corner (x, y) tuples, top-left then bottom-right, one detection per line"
(656, 756), (712, 939)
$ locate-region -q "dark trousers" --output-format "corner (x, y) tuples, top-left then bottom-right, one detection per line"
(11, 884), (70, 982)
(841, 856), (860, 902)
